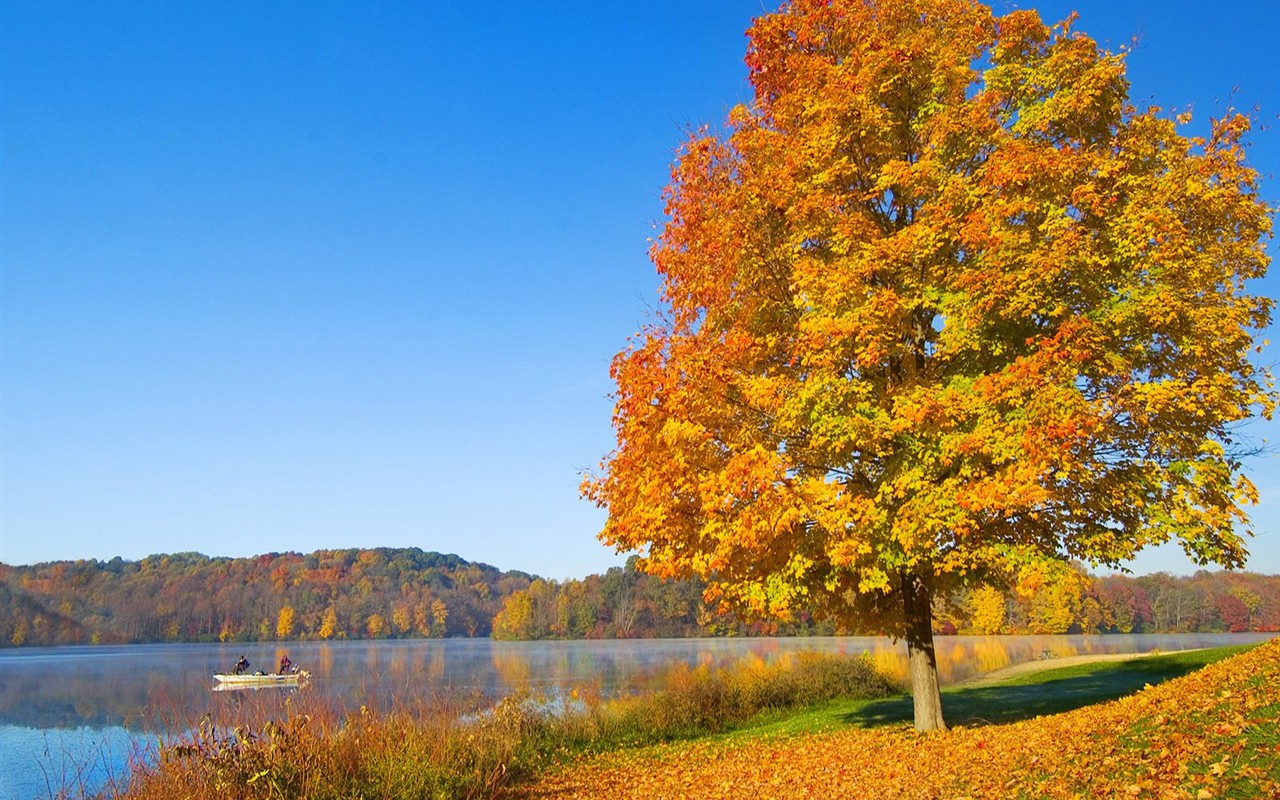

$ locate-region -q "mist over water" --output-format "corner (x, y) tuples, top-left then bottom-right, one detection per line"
(1, 633), (1270, 799)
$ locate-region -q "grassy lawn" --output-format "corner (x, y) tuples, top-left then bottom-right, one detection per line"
(520, 640), (1278, 798)
(729, 643), (1258, 738)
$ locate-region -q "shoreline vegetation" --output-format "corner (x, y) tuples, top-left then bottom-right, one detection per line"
(103, 640), (1277, 800)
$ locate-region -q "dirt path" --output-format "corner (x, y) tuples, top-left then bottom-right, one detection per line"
(957, 648), (1204, 687)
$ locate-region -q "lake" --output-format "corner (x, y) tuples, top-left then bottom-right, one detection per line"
(1, 632), (1271, 799)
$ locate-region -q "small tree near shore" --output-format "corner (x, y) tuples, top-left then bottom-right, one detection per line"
(585, 0), (1273, 732)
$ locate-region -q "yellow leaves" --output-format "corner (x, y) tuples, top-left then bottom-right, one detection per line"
(965, 585), (1007, 635)
(856, 567), (890, 594)
(657, 419), (704, 448)
(522, 640), (1280, 800)
(589, 0), (1273, 660)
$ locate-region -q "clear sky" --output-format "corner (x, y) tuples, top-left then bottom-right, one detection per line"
(2, 1), (1277, 580)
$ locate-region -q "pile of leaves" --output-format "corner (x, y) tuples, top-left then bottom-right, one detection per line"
(513, 639), (1279, 799)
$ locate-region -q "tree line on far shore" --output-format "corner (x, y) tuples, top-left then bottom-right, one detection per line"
(0, 548), (533, 647)
(491, 557), (1280, 639)
(1, 547), (1276, 647)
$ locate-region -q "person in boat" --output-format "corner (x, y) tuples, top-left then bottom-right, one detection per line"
(278, 654), (293, 675)
(233, 656), (250, 675)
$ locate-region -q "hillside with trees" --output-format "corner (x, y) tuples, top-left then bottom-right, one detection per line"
(0, 548), (534, 647)
(2, 549), (1276, 647)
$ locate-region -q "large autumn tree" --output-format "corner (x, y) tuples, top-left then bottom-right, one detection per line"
(585, 0), (1274, 732)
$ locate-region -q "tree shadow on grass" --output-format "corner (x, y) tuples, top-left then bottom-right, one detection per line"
(841, 653), (1222, 729)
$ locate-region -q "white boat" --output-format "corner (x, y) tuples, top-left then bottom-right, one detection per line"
(212, 670), (310, 689)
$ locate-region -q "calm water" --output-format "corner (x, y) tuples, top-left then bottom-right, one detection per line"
(0, 633), (1271, 799)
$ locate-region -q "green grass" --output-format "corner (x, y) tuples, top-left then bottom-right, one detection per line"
(725, 644), (1258, 739)
(543, 650), (898, 755)
(112, 644), (1261, 799)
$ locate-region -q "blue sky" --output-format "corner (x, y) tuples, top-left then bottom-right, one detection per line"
(2, 1), (1277, 580)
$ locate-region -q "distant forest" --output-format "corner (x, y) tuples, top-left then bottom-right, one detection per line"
(1, 547), (1277, 647)
(491, 561), (1280, 640)
(0, 548), (533, 646)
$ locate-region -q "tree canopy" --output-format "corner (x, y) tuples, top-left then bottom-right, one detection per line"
(584, 0), (1273, 731)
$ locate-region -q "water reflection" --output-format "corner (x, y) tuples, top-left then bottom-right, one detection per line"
(1, 634), (1272, 733)
(0, 724), (143, 800)
(211, 680), (307, 693)
(0, 633), (1272, 800)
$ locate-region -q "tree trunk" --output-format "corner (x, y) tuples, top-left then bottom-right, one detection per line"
(903, 568), (946, 732)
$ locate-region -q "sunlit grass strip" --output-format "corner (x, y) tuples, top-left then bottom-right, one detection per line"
(554, 650), (897, 751)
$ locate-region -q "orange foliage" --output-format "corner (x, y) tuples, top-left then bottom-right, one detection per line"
(517, 639), (1280, 799)
(584, 0), (1273, 731)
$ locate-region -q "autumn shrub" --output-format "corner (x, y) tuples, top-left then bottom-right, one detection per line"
(113, 692), (544, 800)
(557, 651), (898, 746)
(107, 651), (895, 800)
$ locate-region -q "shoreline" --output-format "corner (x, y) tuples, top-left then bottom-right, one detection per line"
(958, 647), (1208, 686)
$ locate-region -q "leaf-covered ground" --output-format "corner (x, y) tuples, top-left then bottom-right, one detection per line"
(509, 639), (1279, 799)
